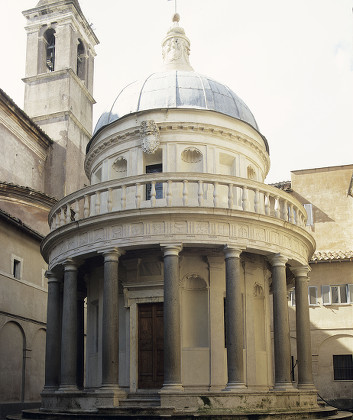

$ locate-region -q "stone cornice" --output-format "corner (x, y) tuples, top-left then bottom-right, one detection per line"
(22, 68), (96, 105)
(0, 182), (57, 209)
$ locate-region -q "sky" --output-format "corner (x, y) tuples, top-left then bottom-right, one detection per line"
(1, 0), (352, 183)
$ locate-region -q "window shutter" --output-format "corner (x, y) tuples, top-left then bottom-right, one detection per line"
(303, 204), (313, 226)
(322, 285), (330, 305)
(308, 286), (317, 305)
(348, 284), (353, 304)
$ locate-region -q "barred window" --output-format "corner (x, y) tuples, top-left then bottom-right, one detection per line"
(333, 355), (353, 380)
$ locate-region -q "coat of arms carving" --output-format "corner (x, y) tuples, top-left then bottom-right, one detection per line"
(140, 120), (160, 154)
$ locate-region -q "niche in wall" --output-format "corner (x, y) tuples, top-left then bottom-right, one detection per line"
(182, 274), (209, 348)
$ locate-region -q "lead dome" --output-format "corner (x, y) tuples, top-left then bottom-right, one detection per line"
(93, 14), (259, 136)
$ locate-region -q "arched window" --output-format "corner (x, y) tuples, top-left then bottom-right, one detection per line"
(77, 39), (86, 80)
(44, 29), (55, 72)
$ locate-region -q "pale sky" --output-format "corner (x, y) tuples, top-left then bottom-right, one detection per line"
(1, 0), (352, 183)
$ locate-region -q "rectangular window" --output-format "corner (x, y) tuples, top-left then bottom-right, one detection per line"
(322, 285), (353, 305)
(308, 286), (318, 305)
(13, 259), (21, 279)
(291, 355), (296, 382)
(146, 164), (163, 200)
(333, 355), (353, 380)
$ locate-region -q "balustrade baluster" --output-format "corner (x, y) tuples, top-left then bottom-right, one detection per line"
(150, 182), (156, 207)
(74, 199), (80, 221)
(228, 184), (234, 208)
(95, 191), (101, 215)
(107, 188), (113, 212)
(84, 195), (90, 218)
(242, 186), (249, 211)
(213, 182), (219, 207)
(265, 192), (270, 215)
(254, 189), (260, 213)
(166, 180), (172, 207)
(60, 207), (65, 226)
(121, 186), (127, 209)
(282, 200), (288, 221)
(198, 181), (203, 206)
(289, 204), (295, 224)
(183, 180), (188, 206)
(274, 196), (281, 218)
(66, 204), (71, 224)
(135, 183), (141, 208)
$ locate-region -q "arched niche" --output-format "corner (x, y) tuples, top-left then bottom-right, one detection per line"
(111, 156), (127, 179)
(180, 147), (203, 173)
(0, 321), (25, 402)
(181, 274), (209, 348)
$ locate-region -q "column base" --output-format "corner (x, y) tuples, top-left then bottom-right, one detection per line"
(297, 383), (316, 390)
(57, 385), (79, 393)
(223, 382), (247, 391)
(274, 382), (294, 391)
(160, 383), (184, 392)
(41, 386), (59, 394)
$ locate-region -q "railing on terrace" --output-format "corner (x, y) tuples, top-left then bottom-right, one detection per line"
(49, 173), (307, 231)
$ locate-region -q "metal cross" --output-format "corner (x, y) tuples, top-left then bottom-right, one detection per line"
(168, 0), (177, 14)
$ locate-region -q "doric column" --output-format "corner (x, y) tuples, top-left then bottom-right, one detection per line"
(161, 244), (183, 391)
(76, 287), (85, 390)
(43, 270), (62, 391)
(292, 266), (315, 389)
(224, 247), (246, 390)
(269, 254), (293, 389)
(101, 248), (122, 389)
(59, 259), (78, 391)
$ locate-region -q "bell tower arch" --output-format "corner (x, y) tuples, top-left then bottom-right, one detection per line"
(22, 0), (99, 198)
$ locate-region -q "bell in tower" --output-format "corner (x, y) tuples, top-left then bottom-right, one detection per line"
(22, 0), (99, 199)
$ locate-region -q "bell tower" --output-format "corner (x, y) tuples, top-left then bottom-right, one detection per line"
(22, 0), (99, 198)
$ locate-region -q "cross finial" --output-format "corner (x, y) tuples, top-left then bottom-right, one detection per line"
(168, 0), (177, 15)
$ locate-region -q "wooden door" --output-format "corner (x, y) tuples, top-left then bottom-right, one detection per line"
(138, 302), (164, 388)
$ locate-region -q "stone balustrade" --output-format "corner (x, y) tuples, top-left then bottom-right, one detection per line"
(49, 173), (307, 231)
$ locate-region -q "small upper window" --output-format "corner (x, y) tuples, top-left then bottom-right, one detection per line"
(333, 355), (353, 380)
(12, 256), (22, 280)
(44, 28), (56, 72)
(247, 165), (256, 180)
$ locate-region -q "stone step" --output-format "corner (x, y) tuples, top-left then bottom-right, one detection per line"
(325, 412), (353, 420)
(119, 398), (161, 408)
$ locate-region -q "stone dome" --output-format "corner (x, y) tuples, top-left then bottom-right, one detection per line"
(93, 70), (259, 135)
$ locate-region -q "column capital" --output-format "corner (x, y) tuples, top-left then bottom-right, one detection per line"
(63, 258), (77, 272)
(292, 265), (311, 278)
(224, 245), (243, 260)
(45, 270), (61, 283)
(99, 247), (124, 262)
(161, 243), (183, 257)
(268, 253), (288, 267)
